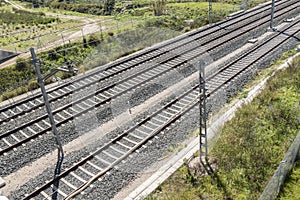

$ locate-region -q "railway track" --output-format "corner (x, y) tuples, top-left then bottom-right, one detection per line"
(22, 18), (300, 199)
(0, 0), (299, 157)
(0, 0), (295, 122)
(0, 0), (296, 118)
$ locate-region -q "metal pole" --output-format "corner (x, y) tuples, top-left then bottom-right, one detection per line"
(209, 0), (213, 25)
(30, 48), (64, 200)
(81, 28), (85, 42)
(61, 33), (65, 45)
(198, 66), (202, 161)
(37, 36), (42, 50)
(199, 64), (207, 161)
(99, 22), (103, 40)
(270, 0), (275, 30)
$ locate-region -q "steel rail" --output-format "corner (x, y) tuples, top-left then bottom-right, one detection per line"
(0, 0), (297, 122)
(0, 0), (294, 119)
(0, 0), (296, 128)
(0, 1), (299, 155)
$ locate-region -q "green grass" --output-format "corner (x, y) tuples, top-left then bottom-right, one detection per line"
(0, 21), (81, 52)
(168, 2), (235, 9)
(279, 160), (300, 200)
(216, 0), (269, 8)
(148, 55), (300, 199)
(141, 2), (238, 31)
(0, 4), (84, 52)
(167, 2), (238, 17)
(35, 7), (108, 18)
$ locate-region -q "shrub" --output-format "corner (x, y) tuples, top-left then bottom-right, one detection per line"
(28, 80), (38, 90)
(108, 32), (114, 37)
(152, 0), (166, 16)
(88, 34), (99, 45)
(15, 58), (29, 71)
(1, 90), (17, 101)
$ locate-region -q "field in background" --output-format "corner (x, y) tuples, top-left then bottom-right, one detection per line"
(0, 4), (83, 52)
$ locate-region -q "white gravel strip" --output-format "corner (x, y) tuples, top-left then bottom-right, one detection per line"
(124, 49), (300, 200)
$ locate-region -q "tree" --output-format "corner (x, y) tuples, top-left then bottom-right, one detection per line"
(104, 0), (115, 15)
(152, 0), (166, 16)
(15, 58), (29, 71)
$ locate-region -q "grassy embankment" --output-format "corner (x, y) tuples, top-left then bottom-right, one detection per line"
(147, 53), (300, 199)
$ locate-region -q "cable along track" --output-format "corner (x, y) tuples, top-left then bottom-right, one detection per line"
(1, 0), (299, 156)
(0, 0), (296, 124)
(23, 18), (300, 200)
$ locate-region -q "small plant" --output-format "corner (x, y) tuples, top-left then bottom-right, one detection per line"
(1, 90), (17, 101)
(107, 31), (114, 37)
(28, 80), (38, 90)
(15, 58), (29, 71)
(167, 145), (174, 152)
(152, 0), (166, 16)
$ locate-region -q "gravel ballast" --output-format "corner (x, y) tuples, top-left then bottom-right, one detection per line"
(7, 27), (300, 198)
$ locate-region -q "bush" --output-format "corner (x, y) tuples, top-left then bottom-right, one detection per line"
(49, 2), (105, 15)
(15, 58), (29, 71)
(28, 80), (38, 90)
(152, 0), (166, 16)
(1, 90), (17, 101)
(0, 10), (57, 26)
(107, 32), (114, 37)
(88, 34), (100, 45)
